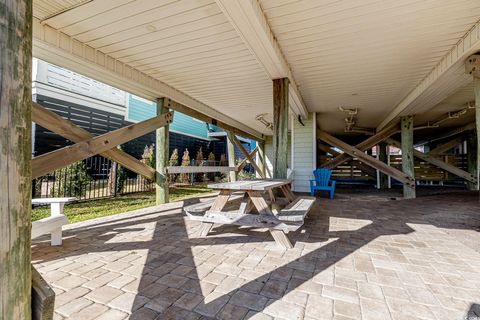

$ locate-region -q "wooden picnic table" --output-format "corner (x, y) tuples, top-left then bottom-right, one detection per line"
(185, 179), (315, 249)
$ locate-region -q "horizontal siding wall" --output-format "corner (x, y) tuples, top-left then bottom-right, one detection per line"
(34, 58), (126, 106)
(127, 94), (211, 140)
(293, 113), (315, 192)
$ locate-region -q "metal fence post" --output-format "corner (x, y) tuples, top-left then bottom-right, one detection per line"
(113, 161), (118, 197)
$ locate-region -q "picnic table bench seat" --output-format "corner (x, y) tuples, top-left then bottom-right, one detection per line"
(276, 196), (316, 222)
(184, 192), (245, 218)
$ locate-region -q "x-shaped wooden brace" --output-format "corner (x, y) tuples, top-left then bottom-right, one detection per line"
(32, 102), (173, 179)
(323, 122), (400, 170)
(318, 143), (376, 177)
(236, 146), (258, 175)
(386, 138), (477, 184)
(230, 135), (265, 178)
(317, 130), (415, 188)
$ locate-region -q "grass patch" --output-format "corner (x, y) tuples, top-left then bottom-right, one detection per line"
(32, 184), (213, 224)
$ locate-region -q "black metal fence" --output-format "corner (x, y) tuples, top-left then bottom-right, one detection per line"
(32, 156), (254, 201)
(32, 156), (154, 201)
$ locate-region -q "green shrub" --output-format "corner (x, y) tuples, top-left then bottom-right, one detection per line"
(207, 152), (216, 181)
(52, 161), (91, 197)
(169, 148), (179, 183)
(195, 147), (204, 182)
(181, 149), (190, 184)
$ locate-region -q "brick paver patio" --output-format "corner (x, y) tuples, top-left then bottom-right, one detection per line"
(32, 190), (480, 320)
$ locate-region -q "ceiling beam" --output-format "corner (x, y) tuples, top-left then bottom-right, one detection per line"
(215, 0), (308, 118)
(31, 18), (264, 141)
(165, 99), (263, 141)
(378, 20), (480, 130)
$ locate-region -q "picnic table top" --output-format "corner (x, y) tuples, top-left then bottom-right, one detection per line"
(32, 197), (76, 204)
(208, 179), (291, 191)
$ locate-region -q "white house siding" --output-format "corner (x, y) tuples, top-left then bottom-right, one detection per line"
(292, 113), (316, 192)
(32, 58), (126, 115)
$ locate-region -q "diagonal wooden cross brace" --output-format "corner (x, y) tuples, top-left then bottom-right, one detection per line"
(232, 136), (265, 179)
(317, 130), (415, 188)
(32, 104), (173, 179)
(32, 102), (157, 180)
(323, 122), (400, 169)
(386, 138), (477, 184)
(428, 136), (464, 156)
(318, 143), (376, 177)
(236, 146), (258, 172)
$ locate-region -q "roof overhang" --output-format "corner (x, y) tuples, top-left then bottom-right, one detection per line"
(32, 17), (264, 141)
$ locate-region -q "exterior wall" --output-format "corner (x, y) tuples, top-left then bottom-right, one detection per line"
(126, 94), (212, 140)
(33, 58), (126, 107)
(34, 94), (224, 160)
(292, 113), (316, 192)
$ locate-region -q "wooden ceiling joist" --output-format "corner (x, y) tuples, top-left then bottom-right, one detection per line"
(32, 111), (174, 179)
(165, 98), (263, 142)
(215, 0), (308, 118)
(318, 130), (415, 188)
(387, 138), (477, 184)
(32, 102), (156, 180)
(323, 122), (400, 170)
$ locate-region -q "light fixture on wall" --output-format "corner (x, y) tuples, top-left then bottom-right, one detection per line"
(255, 113), (273, 130)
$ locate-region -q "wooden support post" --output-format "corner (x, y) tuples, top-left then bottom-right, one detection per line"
(378, 142), (389, 189)
(32, 111), (174, 179)
(465, 55), (480, 192)
(257, 140), (266, 178)
(226, 131), (236, 182)
(475, 75), (480, 191)
(32, 102), (156, 180)
(401, 116), (416, 198)
(467, 131), (478, 190)
(156, 98), (169, 204)
(273, 78), (289, 179)
(1, 1), (33, 318)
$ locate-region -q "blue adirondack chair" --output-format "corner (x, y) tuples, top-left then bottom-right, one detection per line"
(310, 168), (336, 199)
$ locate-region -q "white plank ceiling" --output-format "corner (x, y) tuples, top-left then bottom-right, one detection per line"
(260, 0), (480, 133)
(33, 0), (480, 135)
(36, 0), (273, 134)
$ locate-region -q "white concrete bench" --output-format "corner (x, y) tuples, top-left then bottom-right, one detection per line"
(276, 196), (316, 222)
(32, 198), (74, 246)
